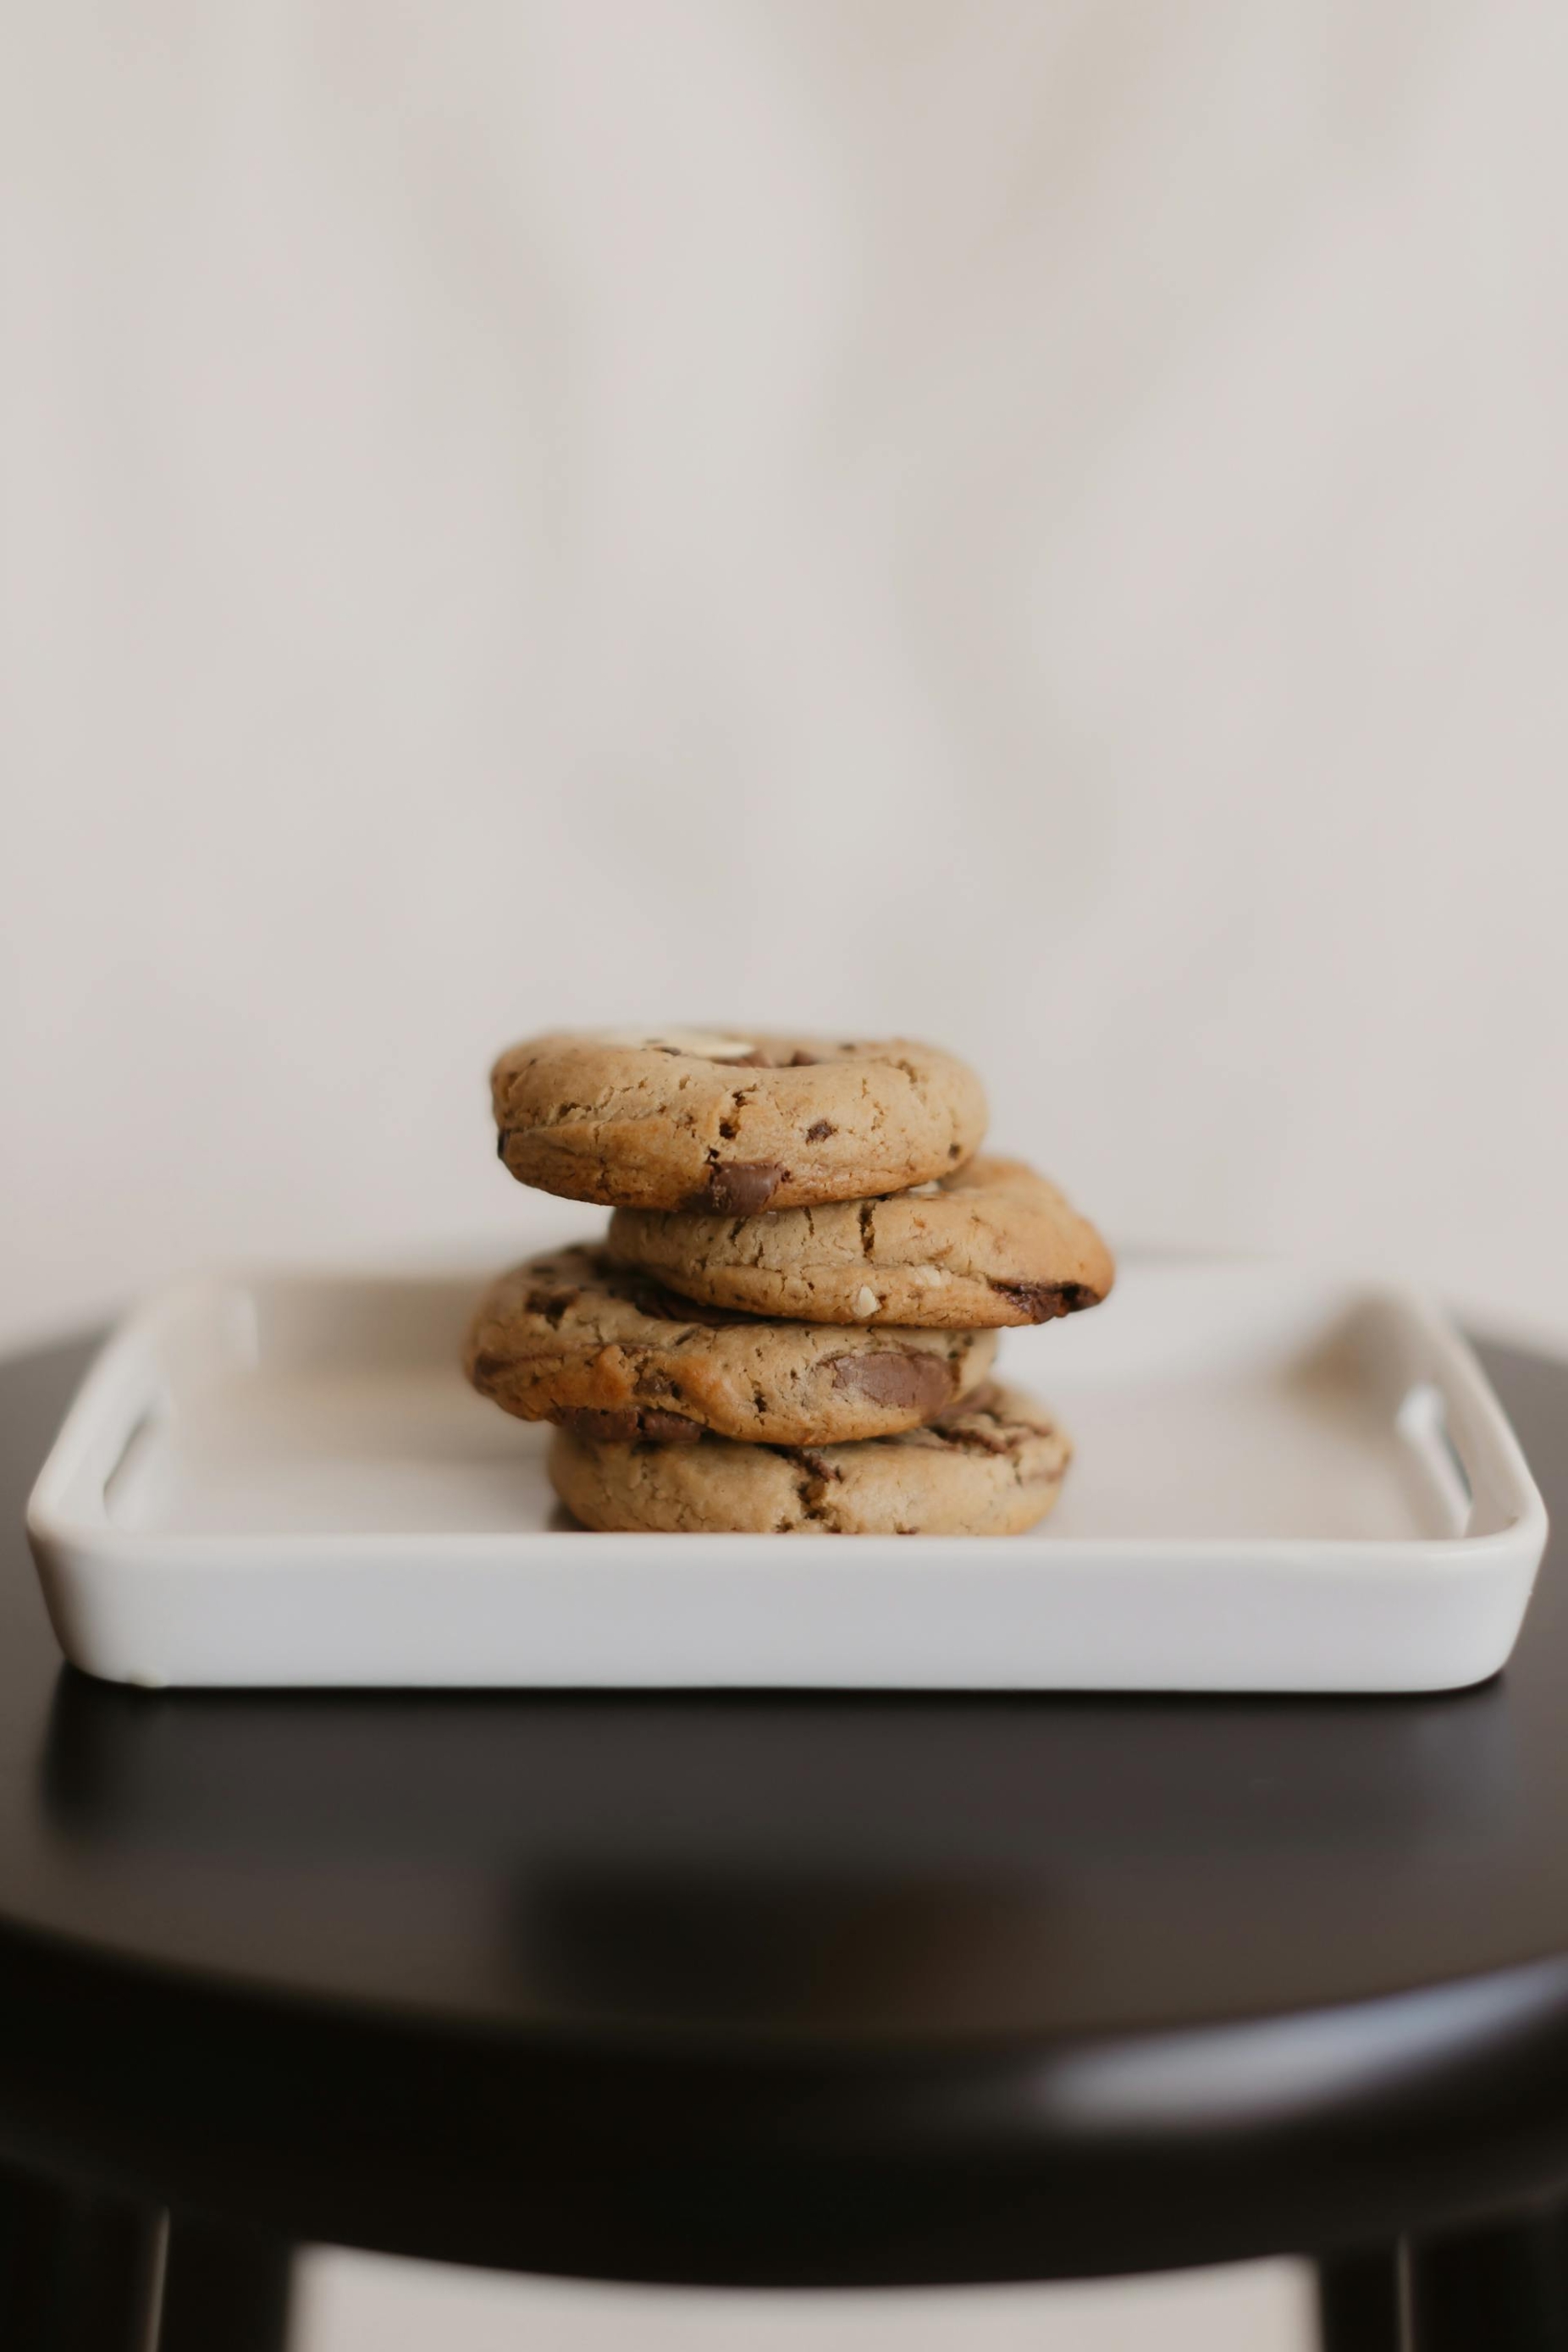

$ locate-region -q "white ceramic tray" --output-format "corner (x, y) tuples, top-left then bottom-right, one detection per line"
(26, 1259), (1548, 1692)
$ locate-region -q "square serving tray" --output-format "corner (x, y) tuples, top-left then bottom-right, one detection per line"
(26, 1257), (1548, 1692)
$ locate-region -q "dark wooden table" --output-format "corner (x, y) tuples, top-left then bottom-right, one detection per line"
(3, 1328), (1568, 2351)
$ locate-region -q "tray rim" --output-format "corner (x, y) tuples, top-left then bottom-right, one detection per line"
(27, 1256), (1549, 1569)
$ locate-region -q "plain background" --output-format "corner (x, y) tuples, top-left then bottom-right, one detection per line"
(3, 3), (1562, 2345)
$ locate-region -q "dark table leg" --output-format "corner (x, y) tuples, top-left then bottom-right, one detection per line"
(0, 2158), (158, 2352)
(1317, 2243), (1403, 2351)
(156, 2215), (292, 2352)
(1405, 2205), (1568, 2351)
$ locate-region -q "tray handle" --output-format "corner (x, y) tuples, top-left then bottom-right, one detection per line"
(1402, 1305), (1546, 1544)
(26, 1326), (171, 1534)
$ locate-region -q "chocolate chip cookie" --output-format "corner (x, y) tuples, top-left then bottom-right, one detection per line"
(465, 1245), (998, 1447)
(490, 1030), (987, 1212)
(549, 1382), (1071, 1536)
(608, 1155), (1114, 1328)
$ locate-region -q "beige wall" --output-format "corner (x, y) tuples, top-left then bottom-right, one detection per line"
(4, 0), (1565, 1348)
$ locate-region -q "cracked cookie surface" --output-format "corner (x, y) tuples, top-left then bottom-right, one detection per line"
(464, 1245), (998, 1446)
(548, 1382), (1071, 1536)
(609, 1156), (1114, 1328)
(490, 1029), (987, 1212)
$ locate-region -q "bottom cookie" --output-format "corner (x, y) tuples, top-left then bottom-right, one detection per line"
(548, 1383), (1071, 1538)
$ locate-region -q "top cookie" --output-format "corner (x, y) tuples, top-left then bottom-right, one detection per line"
(608, 1155), (1115, 1328)
(491, 1029), (988, 1212)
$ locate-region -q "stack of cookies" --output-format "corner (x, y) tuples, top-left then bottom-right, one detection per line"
(463, 1029), (1113, 1538)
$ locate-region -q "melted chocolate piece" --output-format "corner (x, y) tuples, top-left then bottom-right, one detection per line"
(804, 1118), (835, 1141)
(829, 1351), (952, 1417)
(523, 1287), (579, 1328)
(936, 1381), (1004, 1422)
(989, 1279), (1097, 1322)
(920, 1383), (1044, 1456)
(615, 1272), (753, 1327)
(683, 1162), (788, 1215)
(779, 1445), (842, 1483)
(928, 1416), (1013, 1457)
(555, 1405), (702, 1445)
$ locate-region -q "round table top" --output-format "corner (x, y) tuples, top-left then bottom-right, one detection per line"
(2, 1326), (1567, 2288)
